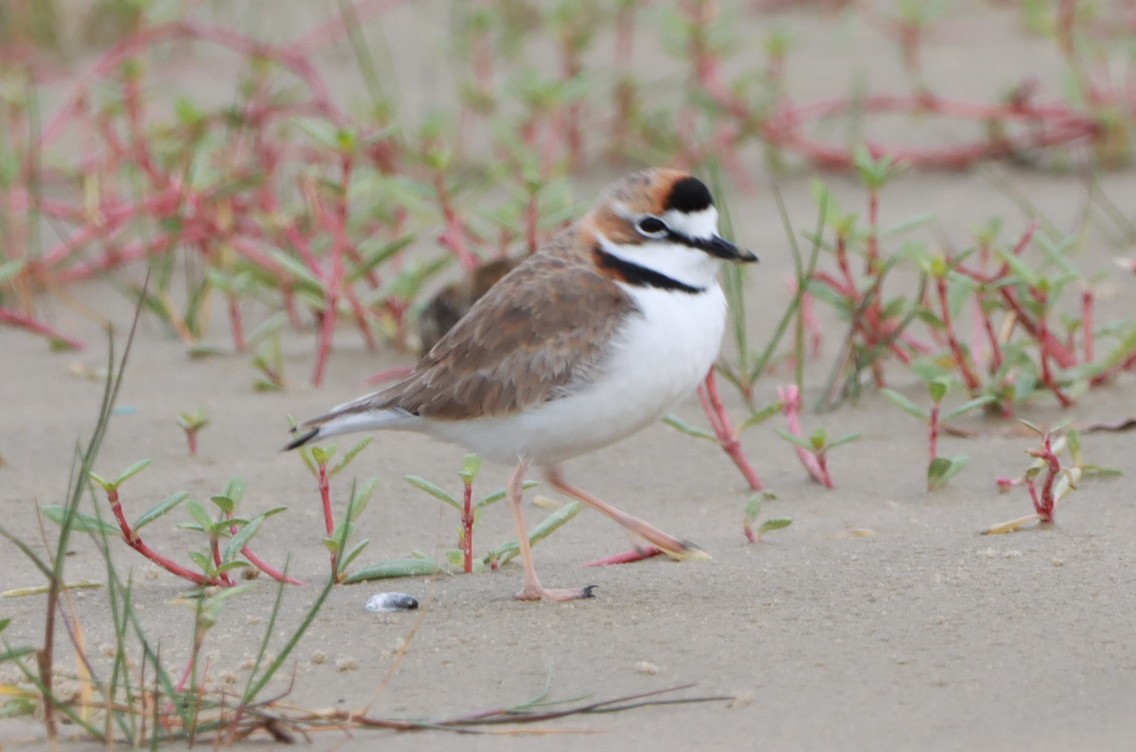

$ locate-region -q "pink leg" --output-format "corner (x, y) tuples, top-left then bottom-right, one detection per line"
(545, 467), (708, 561)
(508, 458), (595, 602)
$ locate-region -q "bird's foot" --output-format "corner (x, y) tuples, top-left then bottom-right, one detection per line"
(514, 584), (597, 602)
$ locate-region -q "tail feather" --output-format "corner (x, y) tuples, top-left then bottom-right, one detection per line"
(283, 406), (415, 451)
(283, 427), (321, 451)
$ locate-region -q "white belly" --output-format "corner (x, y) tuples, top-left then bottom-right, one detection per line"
(427, 284), (728, 464)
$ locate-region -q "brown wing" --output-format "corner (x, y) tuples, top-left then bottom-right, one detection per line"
(369, 248), (634, 420)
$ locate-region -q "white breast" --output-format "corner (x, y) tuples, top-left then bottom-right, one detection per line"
(427, 283), (728, 465)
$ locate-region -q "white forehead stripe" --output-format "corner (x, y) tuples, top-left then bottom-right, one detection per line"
(662, 206), (719, 241)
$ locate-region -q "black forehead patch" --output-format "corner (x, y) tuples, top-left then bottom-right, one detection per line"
(665, 176), (714, 213)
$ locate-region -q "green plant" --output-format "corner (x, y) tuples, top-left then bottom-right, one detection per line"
(296, 437), (376, 582)
(742, 495), (791, 544)
(881, 378), (994, 491)
(176, 407), (209, 456)
(404, 454), (538, 574)
(983, 421), (1121, 534)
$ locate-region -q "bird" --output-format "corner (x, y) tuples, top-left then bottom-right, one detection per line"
(287, 168), (758, 602)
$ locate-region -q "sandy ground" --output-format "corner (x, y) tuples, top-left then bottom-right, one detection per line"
(3, 2), (1136, 750)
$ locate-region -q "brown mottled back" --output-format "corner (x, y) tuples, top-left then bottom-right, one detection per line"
(348, 225), (636, 420)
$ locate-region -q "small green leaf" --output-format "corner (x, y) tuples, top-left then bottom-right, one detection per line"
(184, 499), (215, 530)
(311, 445), (335, 465)
(928, 377), (951, 404)
(826, 432), (862, 449)
(662, 414), (716, 442)
(943, 395), (996, 421)
(476, 480), (538, 508)
(996, 248), (1039, 287)
(349, 477), (380, 520)
(445, 549), (466, 568)
(88, 472), (112, 492)
(758, 518), (793, 534)
(340, 539), (371, 572)
(459, 454), (482, 483)
(928, 455), (969, 491)
(773, 427), (816, 451)
(744, 496), (762, 525)
(188, 551), (212, 572)
(488, 501), (583, 566)
(322, 537), (340, 554)
(345, 557), (444, 582)
(210, 495), (235, 515)
(738, 401), (784, 432)
(223, 479), (246, 504)
(331, 437), (373, 476)
(224, 514), (264, 563)
(404, 475), (461, 510)
(133, 491), (189, 531)
(114, 459), (153, 487)
(40, 505), (120, 535)
(0, 258), (27, 284)
(881, 388), (930, 422)
(1066, 428), (1083, 466)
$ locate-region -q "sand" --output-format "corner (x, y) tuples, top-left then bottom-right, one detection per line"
(3, 2), (1136, 750)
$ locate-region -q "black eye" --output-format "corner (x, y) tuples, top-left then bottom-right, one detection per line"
(637, 216), (668, 237)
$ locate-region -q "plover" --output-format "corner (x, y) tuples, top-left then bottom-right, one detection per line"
(288, 168), (757, 601)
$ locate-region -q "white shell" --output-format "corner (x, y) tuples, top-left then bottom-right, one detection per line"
(365, 592), (419, 613)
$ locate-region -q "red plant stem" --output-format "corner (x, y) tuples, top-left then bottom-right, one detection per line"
(957, 222), (1078, 370)
(936, 275), (982, 392)
(802, 288), (823, 357)
(0, 308), (84, 349)
(1028, 434), (1062, 523)
(186, 431), (199, 457)
(239, 546), (304, 586)
(175, 633), (209, 694)
(1034, 291), (1075, 407)
(317, 460), (339, 579)
(778, 385), (831, 488)
(697, 370), (766, 492)
(40, 20), (346, 152)
(105, 488), (211, 586)
(815, 452), (834, 489)
(462, 480), (474, 575)
(866, 190), (881, 275)
(1090, 349), (1136, 387)
(211, 535), (235, 587)
(224, 512), (303, 585)
(928, 403), (940, 464)
(318, 462), (334, 537)
(809, 271), (914, 365)
(978, 298), (1004, 374)
(433, 171), (480, 271)
(227, 295), (246, 352)
(1081, 289), (1095, 363)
